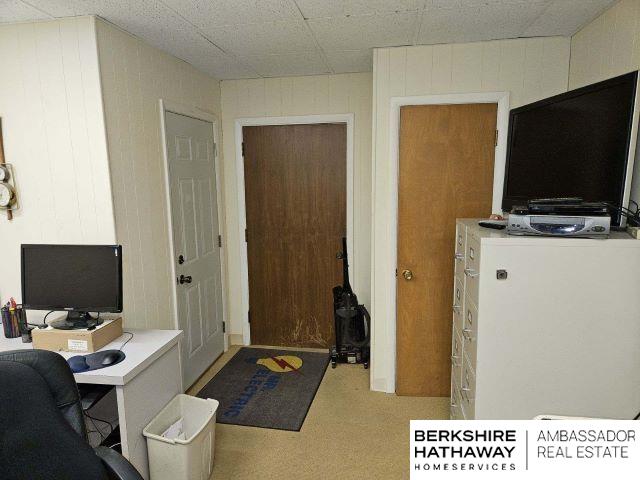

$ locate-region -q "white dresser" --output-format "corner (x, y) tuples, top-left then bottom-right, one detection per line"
(450, 219), (640, 420)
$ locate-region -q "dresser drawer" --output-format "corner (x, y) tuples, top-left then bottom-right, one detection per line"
(454, 224), (466, 281)
(450, 379), (464, 420)
(462, 316), (477, 370)
(464, 236), (480, 303)
(455, 223), (466, 257)
(451, 324), (463, 386)
(452, 278), (464, 332)
(460, 358), (476, 418)
(463, 294), (478, 338)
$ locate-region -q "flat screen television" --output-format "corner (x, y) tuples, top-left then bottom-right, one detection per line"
(502, 71), (638, 226)
(21, 244), (123, 329)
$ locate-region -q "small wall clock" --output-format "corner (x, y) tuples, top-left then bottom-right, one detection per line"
(0, 179), (16, 208)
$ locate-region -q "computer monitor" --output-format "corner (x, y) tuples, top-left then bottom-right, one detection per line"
(21, 244), (123, 330)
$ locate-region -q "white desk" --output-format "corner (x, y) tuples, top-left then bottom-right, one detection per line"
(0, 328), (183, 480)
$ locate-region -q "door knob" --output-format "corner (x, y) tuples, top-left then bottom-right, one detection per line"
(402, 269), (413, 281)
(178, 275), (192, 284)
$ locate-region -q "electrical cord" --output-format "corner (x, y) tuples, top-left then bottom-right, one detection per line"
(84, 410), (114, 443)
(118, 332), (134, 351)
(605, 202), (640, 227)
(27, 310), (55, 329)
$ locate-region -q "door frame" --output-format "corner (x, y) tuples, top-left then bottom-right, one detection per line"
(235, 114), (355, 346)
(159, 99), (229, 358)
(384, 92), (509, 393)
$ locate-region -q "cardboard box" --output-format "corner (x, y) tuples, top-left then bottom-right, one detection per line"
(32, 317), (123, 353)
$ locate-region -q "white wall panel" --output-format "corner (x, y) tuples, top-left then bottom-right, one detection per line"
(370, 37), (571, 392)
(0, 17), (114, 321)
(220, 73), (373, 339)
(96, 19), (222, 330)
(569, 0), (640, 89)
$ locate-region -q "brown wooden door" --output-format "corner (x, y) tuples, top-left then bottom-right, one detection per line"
(243, 124), (346, 347)
(396, 104), (497, 396)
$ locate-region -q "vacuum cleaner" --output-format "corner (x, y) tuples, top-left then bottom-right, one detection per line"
(330, 237), (370, 369)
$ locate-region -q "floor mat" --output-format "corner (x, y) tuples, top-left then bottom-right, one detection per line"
(196, 347), (329, 431)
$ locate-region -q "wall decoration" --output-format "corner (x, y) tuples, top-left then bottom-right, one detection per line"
(0, 119), (16, 220)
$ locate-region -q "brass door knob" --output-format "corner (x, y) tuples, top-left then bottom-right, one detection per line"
(402, 269), (413, 281)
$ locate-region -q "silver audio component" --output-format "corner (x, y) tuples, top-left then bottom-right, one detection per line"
(507, 214), (610, 238)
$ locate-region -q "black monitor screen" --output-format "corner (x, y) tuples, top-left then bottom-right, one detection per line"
(502, 71), (638, 226)
(21, 244), (123, 312)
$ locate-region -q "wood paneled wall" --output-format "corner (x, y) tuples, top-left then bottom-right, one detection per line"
(0, 17), (114, 321)
(96, 19), (222, 330)
(220, 73), (373, 340)
(370, 37), (571, 392)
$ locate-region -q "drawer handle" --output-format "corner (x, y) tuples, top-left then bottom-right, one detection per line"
(461, 386), (472, 401)
(451, 400), (458, 408)
(454, 253), (464, 260)
(451, 355), (460, 366)
(464, 268), (479, 278)
(453, 305), (461, 313)
(463, 328), (473, 335)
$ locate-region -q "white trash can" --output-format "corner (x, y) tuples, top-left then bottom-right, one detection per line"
(143, 394), (219, 480)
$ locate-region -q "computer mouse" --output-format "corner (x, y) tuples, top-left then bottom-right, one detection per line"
(68, 355), (90, 373)
(101, 351), (124, 366)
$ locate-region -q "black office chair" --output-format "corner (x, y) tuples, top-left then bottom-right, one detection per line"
(0, 349), (143, 480)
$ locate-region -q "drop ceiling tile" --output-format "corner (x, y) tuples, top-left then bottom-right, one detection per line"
(20, 0), (102, 17)
(239, 51), (331, 77)
(204, 19), (318, 56)
(295, 0), (425, 19)
(188, 51), (258, 79)
(9, 0), (623, 80)
(0, 1), (52, 22)
(163, 31), (259, 79)
(418, 2), (548, 45)
(26, 0), (255, 79)
(162, 0), (300, 28)
(424, 0), (543, 7)
(324, 49), (373, 73)
(309, 12), (420, 51)
(524, 0), (617, 36)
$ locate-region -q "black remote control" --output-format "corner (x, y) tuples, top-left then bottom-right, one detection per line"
(478, 220), (506, 230)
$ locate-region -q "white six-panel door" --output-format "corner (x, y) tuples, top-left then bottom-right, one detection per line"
(165, 111), (224, 388)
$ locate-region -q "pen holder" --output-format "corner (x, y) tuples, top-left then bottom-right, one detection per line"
(1, 307), (21, 339)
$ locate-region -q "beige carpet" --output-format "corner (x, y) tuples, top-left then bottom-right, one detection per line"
(187, 345), (449, 479)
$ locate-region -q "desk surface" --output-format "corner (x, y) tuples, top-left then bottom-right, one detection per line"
(0, 329), (182, 386)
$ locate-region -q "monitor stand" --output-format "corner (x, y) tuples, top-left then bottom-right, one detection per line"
(49, 312), (104, 330)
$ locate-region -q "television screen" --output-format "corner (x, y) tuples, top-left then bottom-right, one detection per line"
(502, 71), (638, 225)
(21, 244), (122, 312)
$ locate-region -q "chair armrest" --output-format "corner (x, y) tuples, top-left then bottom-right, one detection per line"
(94, 446), (144, 480)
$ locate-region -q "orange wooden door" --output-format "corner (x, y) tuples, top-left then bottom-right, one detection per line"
(396, 104), (497, 396)
(243, 124), (346, 347)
